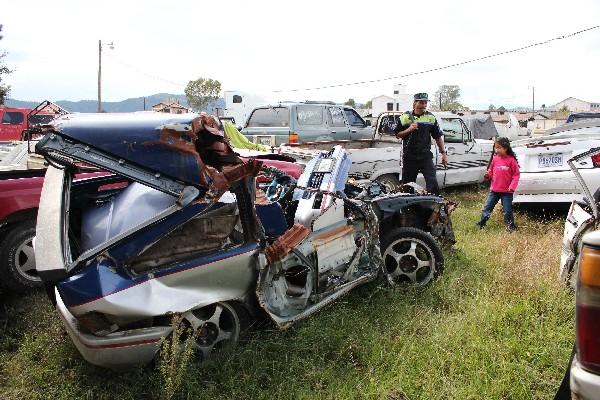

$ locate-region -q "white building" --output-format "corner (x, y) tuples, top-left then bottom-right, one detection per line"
(370, 84), (414, 119)
(553, 97), (600, 112)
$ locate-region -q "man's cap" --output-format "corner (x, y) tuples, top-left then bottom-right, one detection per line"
(414, 92), (430, 102)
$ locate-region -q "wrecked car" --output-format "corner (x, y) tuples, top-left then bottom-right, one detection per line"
(34, 112), (455, 369)
(560, 147), (600, 288)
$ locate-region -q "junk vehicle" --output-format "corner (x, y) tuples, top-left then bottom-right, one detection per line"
(0, 113), (300, 294)
(0, 101), (67, 143)
(280, 111), (494, 191)
(558, 147), (600, 398)
(34, 111), (455, 369)
(565, 227), (600, 399)
(512, 120), (600, 204)
(241, 101), (373, 146)
(560, 146), (600, 288)
(0, 102), (69, 292)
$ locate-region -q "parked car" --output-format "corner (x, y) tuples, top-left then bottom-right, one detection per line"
(34, 112), (455, 369)
(569, 227), (600, 399)
(280, 111), (494, 191)
(512, 120), (600, 204)
(560, 147), (600, 287)
(241, 101), (372, 146)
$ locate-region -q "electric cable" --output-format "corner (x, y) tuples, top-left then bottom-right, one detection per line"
(272, 25), (599, 93)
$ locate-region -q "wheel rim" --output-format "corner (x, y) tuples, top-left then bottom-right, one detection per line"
(383, 236), (436, 286)
(14, 236), (40, 283)
(181, 302), (240, 362)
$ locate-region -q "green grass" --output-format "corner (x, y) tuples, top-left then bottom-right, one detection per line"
(0, 185), (574, 399)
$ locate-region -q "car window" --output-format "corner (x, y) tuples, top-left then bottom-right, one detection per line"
(327, 107), (346, 127)
(29, 114), (55, 126)
(343, 108), (366, 127)
(378, 115), (399, 135)
(440, 118), (464, 143)
(296, 105), (323, 126)
(2, 111), (25, 125)
(246, 107), (290, 127)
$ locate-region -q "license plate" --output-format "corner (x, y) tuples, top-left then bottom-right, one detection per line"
(257, 136), (274, 146)
(538, 153), (563, 168)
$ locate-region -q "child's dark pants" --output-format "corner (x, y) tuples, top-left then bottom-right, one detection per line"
(479, 191), (515, 227)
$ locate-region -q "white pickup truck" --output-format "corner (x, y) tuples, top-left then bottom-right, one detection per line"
(280, 111), (494, 190)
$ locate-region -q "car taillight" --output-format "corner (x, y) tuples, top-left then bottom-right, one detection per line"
(591, 153), (600, 168)
(576, 239), (600, 373)
(288, 132), (298, 144)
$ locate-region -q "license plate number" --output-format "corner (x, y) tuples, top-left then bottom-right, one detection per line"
(257, 136), (274, 146)
(538, 154), (563, 168)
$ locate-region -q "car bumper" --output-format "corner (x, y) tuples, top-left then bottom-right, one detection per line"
(514, 169), (600, 204)
(56, 287), (171, 370)
(571, 356), (600, 400)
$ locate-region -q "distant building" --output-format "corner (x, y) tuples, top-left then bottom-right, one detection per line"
(152, 100), (190, 114)
(553, 97), (600, 112)
(370, 84), (413, 119)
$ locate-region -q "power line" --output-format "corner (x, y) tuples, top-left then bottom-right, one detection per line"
(104, 52), (187, 88)
(272, 25), (599, 93)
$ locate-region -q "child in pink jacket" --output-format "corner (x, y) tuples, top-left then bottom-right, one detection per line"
(476, 137), (520, 232)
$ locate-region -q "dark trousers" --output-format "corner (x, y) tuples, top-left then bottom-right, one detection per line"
(402, 156), (440, 194)
(479, 191), (515, 226)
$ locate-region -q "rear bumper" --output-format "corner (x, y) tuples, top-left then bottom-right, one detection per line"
(56, 287), (171, 370)
(571, 356), (600, 400)
(514, 169), (600, 204)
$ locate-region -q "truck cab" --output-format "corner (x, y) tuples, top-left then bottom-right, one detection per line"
(0, 107), (30, 141)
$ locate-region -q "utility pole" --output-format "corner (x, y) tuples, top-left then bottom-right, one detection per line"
(97, 40), (102, 113)
(439, 93), (442, 111)
(97, 40), (114, 113)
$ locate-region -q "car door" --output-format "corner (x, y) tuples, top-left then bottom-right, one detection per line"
(438, 117), (485, 186)
(0, 110), (26, 141)
(326, 106), (351, 140)
(294, 104), (330, 142)
(343, 108), (372, 140)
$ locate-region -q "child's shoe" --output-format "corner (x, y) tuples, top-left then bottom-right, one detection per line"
(475, 221), (485, 229)
(506, 223), (518, 233)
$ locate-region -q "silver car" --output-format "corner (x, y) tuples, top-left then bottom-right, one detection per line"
(34, 112), (454, 369)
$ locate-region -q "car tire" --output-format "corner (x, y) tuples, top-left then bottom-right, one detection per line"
(0, 220), (42, 292)
(376, 174), (401, 193)
(380, 227), (444, 286)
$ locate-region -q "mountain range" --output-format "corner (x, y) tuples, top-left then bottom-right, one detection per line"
(4, 93), (225, 113)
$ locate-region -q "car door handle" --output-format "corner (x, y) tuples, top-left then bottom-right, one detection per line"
(331, 131), (336, 134)
(351, 130), (357, 133)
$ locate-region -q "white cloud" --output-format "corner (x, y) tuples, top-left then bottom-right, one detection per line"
(2, 0), (599, 109)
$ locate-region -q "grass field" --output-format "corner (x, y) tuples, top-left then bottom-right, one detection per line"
(0, 185), (575, 399)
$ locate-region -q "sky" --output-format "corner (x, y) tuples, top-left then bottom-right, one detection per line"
(1, 0), (599, 110)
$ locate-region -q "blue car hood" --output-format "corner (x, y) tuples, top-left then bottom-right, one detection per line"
(51, 112), (206, 185)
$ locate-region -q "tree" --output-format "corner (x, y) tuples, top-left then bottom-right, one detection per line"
(184, 77), (221, 112)
(558, 105), (570, 113)
(365, 100), (372, 109)
(488, 104), (495, 111)
(0, 25), (11, 105)
(433, 85), (462, 111)
(498, 106), (506, 111)
(344, 98), (356, 108)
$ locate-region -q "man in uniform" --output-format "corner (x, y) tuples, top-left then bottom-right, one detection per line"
(393, 92), (448, 194)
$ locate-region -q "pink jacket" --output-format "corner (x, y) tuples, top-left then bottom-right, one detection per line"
(487, 155), (520, 192)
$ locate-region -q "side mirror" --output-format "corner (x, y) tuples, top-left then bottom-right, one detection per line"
(365, 120), (371, 127)
(236, 126), (243, 132)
